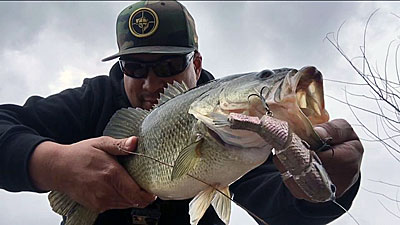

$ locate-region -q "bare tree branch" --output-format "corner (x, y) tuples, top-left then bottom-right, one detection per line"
(326, 9), (400, 219)
(368, 179), (400, 188)
(362, 187), (400, 203)
(379, 200), (400, 219)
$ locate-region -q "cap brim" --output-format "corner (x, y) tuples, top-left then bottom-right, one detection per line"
(101, 46), (195, 62)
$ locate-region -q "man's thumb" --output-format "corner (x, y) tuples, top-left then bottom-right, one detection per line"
(93, 136), (138, 156)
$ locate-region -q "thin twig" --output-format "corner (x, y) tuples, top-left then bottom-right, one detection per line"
(378, 200), (400, 219)
(368, 179), (400, 188)
(362, 187), (400, 203)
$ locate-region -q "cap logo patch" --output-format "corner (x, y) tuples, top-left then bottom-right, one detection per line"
(129, 8), (159, 38)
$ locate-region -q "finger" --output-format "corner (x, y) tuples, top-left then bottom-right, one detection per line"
(91, 185), (145, 212)
(317, 140), (363, 170)
(76, 186), (122, 213)
(92, 136), (138, 156)
(112, 165), (156, 207)
(99, 198), (139, 212)
(89, 164), (154, 211)
(135, 190), (157, 208)
(314, 119), (358, 144)
(316, 139), (363, 196)
(118, 179), (156, 208)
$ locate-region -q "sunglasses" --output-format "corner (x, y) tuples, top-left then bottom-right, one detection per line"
(119, 52), (195, 78)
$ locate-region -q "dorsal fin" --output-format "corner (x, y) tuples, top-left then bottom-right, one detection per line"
(103, 107), (150, 138)
(173, 80), (189, 92)
(156, 81), (189, 107)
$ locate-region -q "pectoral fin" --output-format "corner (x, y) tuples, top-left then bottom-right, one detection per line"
(211, 187), (232, 225)
(189, 187), (216, 225)
(171, 137), (203, 180)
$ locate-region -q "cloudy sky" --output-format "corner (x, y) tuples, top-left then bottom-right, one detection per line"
(1, 1), (400, 225)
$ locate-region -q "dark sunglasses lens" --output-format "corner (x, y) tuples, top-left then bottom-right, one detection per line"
(154, 56), (187, 77)
(153, 62), (173, 77)
(120, 52), (193, 78)
(120, 61), (147, 78)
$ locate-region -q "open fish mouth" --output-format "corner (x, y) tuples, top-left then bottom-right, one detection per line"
(215, 67), (328, 124)
(294, 66), (328, 125)
(268, 66), (329, 149)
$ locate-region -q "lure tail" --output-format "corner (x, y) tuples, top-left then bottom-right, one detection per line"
(226, 112), (336, 202)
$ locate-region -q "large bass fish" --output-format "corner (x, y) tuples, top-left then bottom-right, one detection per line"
(48, 66), (335, 225)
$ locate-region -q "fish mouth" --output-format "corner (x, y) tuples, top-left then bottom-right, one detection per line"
(293, 66), (329, 125)
(226, 66), (329, 125)
(271, 66), (329, 149)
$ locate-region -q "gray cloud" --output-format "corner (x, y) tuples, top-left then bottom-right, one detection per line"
(185, 2), (371, 75)
(0, 2), (126, 104)
(1, 2), (400, 225)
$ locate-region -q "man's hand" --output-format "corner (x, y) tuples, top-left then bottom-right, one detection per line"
(273, 119), (364, 201)
(29, 136), (156, 213)
(314, 119), (363, 197)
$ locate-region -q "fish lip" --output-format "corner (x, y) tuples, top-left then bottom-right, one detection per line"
(294, 66), (327, 122)
(283, 66), (329, 149)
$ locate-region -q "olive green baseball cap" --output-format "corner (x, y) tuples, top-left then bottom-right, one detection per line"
(102, 0), (198, 62)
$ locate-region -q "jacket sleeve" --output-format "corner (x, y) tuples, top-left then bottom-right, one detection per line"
(0, 77), (111, 192)
(230, 156), (360, 225)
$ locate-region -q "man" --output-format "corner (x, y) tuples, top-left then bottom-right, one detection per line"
(0, 1), (363, 225)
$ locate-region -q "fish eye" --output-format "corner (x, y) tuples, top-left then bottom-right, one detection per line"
(256, 69), (274, 78)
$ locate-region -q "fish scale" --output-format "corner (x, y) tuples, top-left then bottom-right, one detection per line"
(126, 87), (206, 194)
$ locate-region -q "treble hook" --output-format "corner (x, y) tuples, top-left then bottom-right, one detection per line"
(248, 86), (273, 116)
(315, 137), (334, 157)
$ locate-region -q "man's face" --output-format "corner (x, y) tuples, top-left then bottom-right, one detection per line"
(122, 52), (202, 110)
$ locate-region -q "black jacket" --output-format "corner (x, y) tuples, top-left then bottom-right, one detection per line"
(0, 62), (360, 225)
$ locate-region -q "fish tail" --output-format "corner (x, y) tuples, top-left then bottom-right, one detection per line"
(48, 191), (98, 225)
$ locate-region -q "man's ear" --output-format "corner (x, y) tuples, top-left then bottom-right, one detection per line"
(193, 51), (203, 80)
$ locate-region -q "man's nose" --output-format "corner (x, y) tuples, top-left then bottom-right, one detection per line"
(142, 68), (164, 93)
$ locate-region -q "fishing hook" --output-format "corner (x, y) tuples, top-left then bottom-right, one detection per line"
(315, 137), (334, 157)
(248, 86), (273, 116)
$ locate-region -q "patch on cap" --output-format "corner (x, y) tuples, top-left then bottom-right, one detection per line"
(129, 7), (159, 38)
